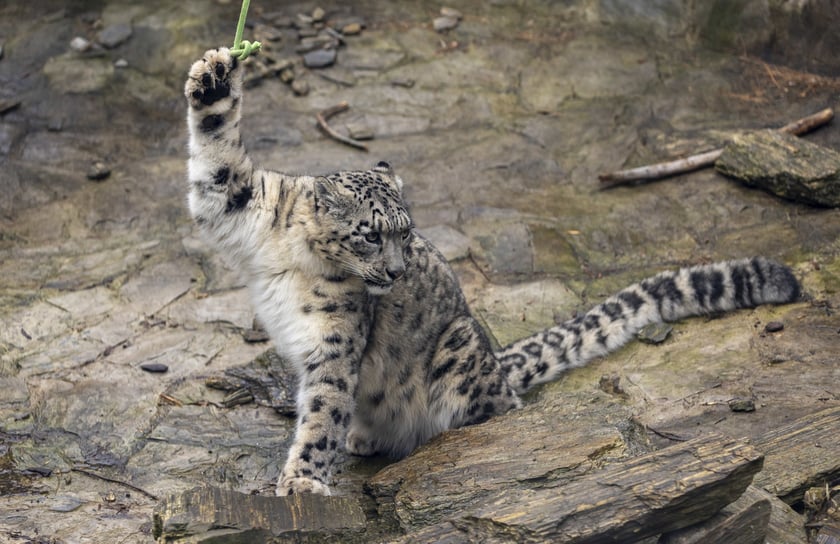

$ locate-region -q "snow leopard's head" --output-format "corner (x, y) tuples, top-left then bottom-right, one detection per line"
(311, 161), (412, 295)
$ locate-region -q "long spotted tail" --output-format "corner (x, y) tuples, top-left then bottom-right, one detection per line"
(497, 257), (800, 394)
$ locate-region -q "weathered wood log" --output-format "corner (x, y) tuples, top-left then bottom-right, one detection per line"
(715, 130), (840, 207)
(386, 432), (763, 543)
(367, 393), (637, 529)
(752, 406), (840, 504)
(152, 486), (366, 543)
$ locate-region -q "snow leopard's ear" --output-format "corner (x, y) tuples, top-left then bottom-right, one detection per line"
(314, 177), (356, 218)
(372, 160), (403, 193)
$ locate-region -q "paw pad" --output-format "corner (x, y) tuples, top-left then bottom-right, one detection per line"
(185, 49), (239, 109)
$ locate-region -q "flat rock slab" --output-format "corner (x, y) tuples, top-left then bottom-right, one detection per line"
(368, 392), (635, 530)
(758, 486), (809, 544)
(97, 23), (133, 49)
(716, 130), (840, 207)
(153, 486), (367, 543)
(659, 485), (772, 544)
(391, 432), (764, 543)
(752, 406), (840, 503)
(659, 484), (809, 544)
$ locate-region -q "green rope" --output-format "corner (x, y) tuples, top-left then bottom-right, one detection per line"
(229, 0), (261, 60)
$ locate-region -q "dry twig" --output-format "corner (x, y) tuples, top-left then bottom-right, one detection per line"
(599, 107), (834, 188)
(72, 466), (159, 501)
(315, 101), (369, 151)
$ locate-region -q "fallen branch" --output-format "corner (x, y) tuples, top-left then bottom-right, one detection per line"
(72, 466), (159, 501)
(315, 101), (369, 151)
(599, 107), (834, 188)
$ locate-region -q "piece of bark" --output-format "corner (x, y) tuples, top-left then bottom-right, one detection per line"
(367, 394), (636, 530)
(152, 486), (366, 543)
(205, 349), (296, 416)
(387, 432), (763, 543)
(715, 130), (840, 207)
(752, 406), (840, 503)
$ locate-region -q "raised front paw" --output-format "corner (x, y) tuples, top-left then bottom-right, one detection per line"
(276, 475), (332, 496)
(184, 48), (241, 109)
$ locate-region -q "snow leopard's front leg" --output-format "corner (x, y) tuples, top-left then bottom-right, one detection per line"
(277, 312), (370, 496)
(184, 48), (257, 240)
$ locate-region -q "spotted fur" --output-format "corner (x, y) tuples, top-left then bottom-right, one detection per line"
(185, 49), (801, 496)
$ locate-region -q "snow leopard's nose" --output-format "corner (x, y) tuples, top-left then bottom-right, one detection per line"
(386, 265), (405, 281)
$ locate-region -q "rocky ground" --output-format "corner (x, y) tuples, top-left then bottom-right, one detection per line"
(1, 0), (839, 542)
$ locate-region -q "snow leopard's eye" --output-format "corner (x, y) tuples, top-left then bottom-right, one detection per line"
(364, 232), (382, 245)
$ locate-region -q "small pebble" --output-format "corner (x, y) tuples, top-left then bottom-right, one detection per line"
(296, 35), (335, 54)
(728, 397), (756, 412)
(297, 13), (314, 26)
(140, 362), (169, 373)
(311, 7), (326, 22)
(50, 494), (84, 513)
(297, 27), (319, 38)
(97, 23), (132, 49)
(440, 7), (464, 20)
(346, 121), (374, 140)
(291, 79), (310, 96)
(637, 322), (673, 344)
(242, 328), (270, 343)
(598, 373), (627, 397)
(341, 22), (362, 36)
(765, 321), (785, 333)
(391, 77), (415, 88)
(303, 48), (336, 69)
(433, 16), (459, 32)
(86, 161), (111, 181)
(255, 24), (284, 42)
(279, 67), (295, 84)
(114, 58), (128, 68)
(70, 36), (92, 52)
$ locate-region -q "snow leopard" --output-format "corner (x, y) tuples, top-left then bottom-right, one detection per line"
(184, 48), (801, 496)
